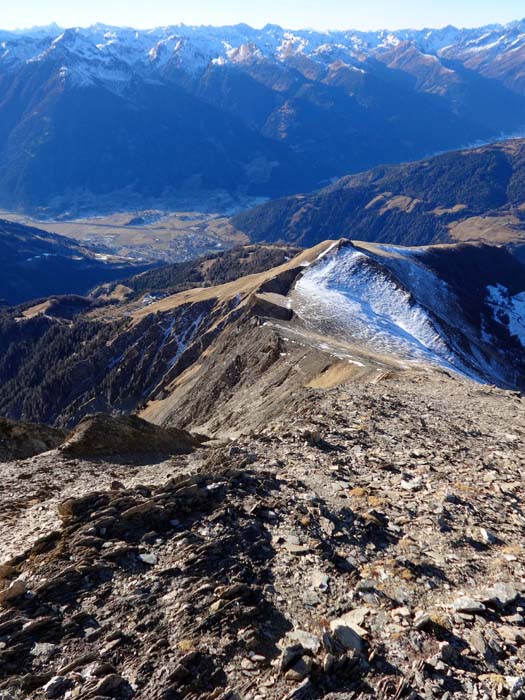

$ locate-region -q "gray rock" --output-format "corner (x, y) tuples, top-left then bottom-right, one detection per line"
(95, 674), (128, 695)
(414, 612), (432, 630)
(329, 615), (366, 653)
(0, 580), (26, 606)
(451, 597), (486, 614)
(311, 570), (329, 592)
(480, 528), (498, 545)
(281, 678), (313, 700)
(498, 625), (525, 645)
(284, 541), (310, 555)
(283, 630), (321, 655)
(481, 582), (520, 609)
(285, 656), (312, 681)
(468, 630), (487, 656)
(43, 676), (70, 699)
(139, 552), (158, 566)
(31, 643), (59, 659)
(279, 644), (304, 673)
(507, 676), (525, 699)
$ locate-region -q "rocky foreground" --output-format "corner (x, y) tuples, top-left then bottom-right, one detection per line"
(0, 371), (524, 699)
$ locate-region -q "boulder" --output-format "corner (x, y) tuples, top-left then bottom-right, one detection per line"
(60, 414), (201, 459)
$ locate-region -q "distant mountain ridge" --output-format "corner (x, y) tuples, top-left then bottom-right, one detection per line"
(2, 20), (525, 85)
(232, 138), (525, 257)
(0, 219), (153, 304)
(0, 21), (525, 213)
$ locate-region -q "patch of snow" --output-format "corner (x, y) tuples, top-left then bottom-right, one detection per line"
(165, 311), (205, 368)
(485, 283), (525, 347)
(316, 241), (340, 260)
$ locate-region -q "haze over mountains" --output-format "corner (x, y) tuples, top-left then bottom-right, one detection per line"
(1, 20), (525, 213)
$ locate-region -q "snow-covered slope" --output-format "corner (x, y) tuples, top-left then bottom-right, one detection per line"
(291, 241), (525, 387)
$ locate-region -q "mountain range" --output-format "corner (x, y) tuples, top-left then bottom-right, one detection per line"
(2, 18), (525, 700)
(1, 21), (525, 213)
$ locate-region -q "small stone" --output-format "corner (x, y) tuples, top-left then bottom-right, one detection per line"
(356, 579), (376, 592)
(210, 599), (225, 612)
(31, 643), (59, 659)
(241, 657), (256, 671)
(281, 678), (313, 700)
(414, 612), (432, 630)
(498, 626), (525, 645)
(329, 616), (365, 653)
(43, 676), (70, 699)
(480, 528), (498, 545)
(285, 656), (312, 682)
(451, 597), (486, 614)
(139, 552), (157, 566)
(302, 589), (321, 607)
(0, 564), (17, 579)
(506, 676), (525, 698)
(323, 653), (336, 673)
(439, 641), (456, 664)
(92, 662), (117, 677)
(310, 570), (329, 592)
(481, 583), (520, 609)
(279, 644), (303, 673)
(95, 674), (127, 695)
(468, 630), (487, 656)
(284, 541), (310, 556)
(0, 579), (26, 606)
(283, 630), (321, 655)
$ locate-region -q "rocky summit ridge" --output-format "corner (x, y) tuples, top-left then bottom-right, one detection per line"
(0, 239), (525, 699)
(0, 371), (524, 700)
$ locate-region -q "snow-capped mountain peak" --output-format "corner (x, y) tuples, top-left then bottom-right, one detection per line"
(1, 19), (524, 88)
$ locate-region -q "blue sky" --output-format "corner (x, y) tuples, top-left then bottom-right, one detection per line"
(1, 0), (523, 31)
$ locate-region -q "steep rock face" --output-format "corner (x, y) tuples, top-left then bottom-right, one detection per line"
(1, 22), (525, 212)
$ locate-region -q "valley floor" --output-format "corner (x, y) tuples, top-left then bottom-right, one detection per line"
(1, 371), (524, 699)
(0, 208), (247, 264)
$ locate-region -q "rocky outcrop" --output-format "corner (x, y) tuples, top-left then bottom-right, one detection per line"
(59, 414), (201, 459)
(0, 417), (65, 461)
